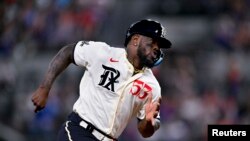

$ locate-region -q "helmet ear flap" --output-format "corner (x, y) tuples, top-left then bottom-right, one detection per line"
(153, 50), (164, 67)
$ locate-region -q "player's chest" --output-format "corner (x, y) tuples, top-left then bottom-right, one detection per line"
(89, 60), (152, 102)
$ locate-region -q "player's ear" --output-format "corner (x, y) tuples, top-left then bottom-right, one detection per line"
(131, 34), (140, 47)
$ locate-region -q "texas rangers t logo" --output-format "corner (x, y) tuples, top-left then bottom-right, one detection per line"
(98, 65), (120, 92)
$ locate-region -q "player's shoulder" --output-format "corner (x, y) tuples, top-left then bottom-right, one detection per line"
(142, 69), (161, 88)
(75, 40), (110, 48)
(75, 40), (123, 52)
(141, 69), (162, 97)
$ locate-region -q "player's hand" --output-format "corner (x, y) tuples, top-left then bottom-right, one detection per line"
(145, 93), (161, 123)
(31, 86), (49, 113)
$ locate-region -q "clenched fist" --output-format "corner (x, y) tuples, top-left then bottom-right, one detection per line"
(31, 86), (50, 113)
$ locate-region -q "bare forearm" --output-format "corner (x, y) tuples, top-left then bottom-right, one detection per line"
(40, 44), (75, 90)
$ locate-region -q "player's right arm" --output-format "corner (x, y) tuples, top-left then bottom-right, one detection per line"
(31, 43), (75, 113)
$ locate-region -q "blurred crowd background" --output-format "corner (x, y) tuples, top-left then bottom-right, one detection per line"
(1, 0), (250, 141)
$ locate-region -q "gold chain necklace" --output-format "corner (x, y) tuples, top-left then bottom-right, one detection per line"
(134, 68), (141, 73)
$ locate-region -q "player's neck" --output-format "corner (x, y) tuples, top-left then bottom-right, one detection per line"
(126, 54), (142, 70)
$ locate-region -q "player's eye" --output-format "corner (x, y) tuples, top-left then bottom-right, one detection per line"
(153, 48), (160, 57)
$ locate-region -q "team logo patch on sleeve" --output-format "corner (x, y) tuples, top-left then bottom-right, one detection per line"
(80, 41), (89, 47)
(98, 65), (120, 92)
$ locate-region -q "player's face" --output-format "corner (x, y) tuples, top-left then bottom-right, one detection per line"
(137, 36), (161, 68)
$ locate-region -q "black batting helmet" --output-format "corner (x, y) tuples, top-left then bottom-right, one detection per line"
(124, 19), (172, 48)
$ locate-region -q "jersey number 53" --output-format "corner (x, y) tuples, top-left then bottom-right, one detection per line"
(129, 80), (152, 99)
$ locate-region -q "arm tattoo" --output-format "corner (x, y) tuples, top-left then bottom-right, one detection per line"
(40, 44), (75, 89)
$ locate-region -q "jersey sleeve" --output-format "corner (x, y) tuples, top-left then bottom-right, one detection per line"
(137, 86), (161, 120)
(137, 88), (161, 130)
(73, 41), (109, 68)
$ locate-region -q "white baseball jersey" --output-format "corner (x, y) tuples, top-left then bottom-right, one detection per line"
(72, 41), (161, 138)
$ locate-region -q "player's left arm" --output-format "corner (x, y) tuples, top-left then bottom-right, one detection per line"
(137, 93), (161, 138)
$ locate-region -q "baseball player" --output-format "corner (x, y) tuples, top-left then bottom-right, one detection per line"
(31, 19), (172, 141)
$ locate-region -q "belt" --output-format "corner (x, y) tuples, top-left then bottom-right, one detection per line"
(68, 112), (117, 141)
